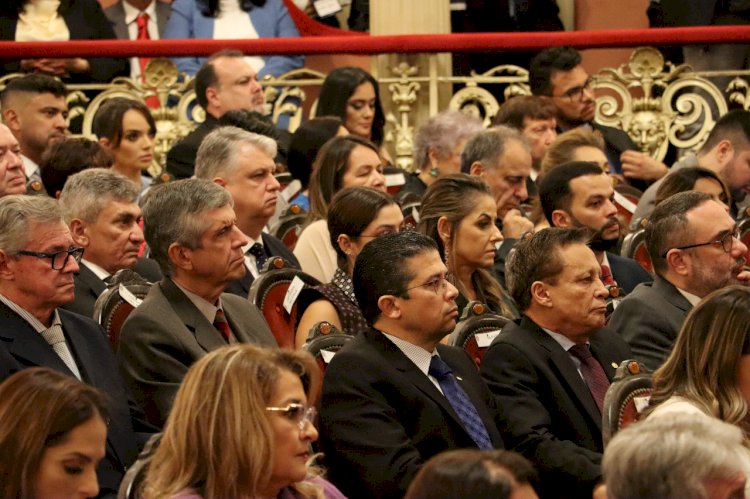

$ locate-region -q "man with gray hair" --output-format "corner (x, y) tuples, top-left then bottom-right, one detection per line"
(195, 126), (299, 297)
(117, 179), (276, 428)
(0, 195), (153, 497)
(609, 191), (749, 371)
(603, 415), (748, 499)
(58, 168), (161, 318)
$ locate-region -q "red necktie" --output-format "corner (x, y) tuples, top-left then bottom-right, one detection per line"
(213, 309), (233, 343)
(569, 344), (611, 413)
(600, 264), (617, 287)
(136, 13), (160, 109)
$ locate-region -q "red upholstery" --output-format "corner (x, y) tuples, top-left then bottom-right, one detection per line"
(602, 360), (653, 446)
(448, 301), (510, 368)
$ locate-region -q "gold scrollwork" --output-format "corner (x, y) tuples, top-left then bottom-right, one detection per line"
(386, 62), (420, 171)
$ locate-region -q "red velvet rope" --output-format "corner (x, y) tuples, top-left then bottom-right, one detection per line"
(1, 25), (749, 58)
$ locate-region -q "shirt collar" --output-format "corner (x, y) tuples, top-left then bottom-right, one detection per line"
(0, 292), (61, 332)
(123, 0), (157, 25)
(241, 233), (264, 254)
(81, 259), (110, 281)
(171, 279), (223, 324)
(542, 327), (581, 352)
(380, 330), (436, 378)
(676, 287), (702, 307)
(21, 155), (39, 179)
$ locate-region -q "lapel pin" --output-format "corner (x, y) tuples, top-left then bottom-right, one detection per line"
(611, 362), (618, 369)
(455, 376), (463, 381)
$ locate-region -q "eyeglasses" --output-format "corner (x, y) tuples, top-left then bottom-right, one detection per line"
(405, 275), (452, 295)
(661, 228), (740, 258)
(266, 403), (317, 431)
(552, 76), (594, 102)
(15, 247), (84, 270)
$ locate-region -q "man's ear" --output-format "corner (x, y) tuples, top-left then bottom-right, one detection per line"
(0, 249), (14, 280)
(2, 108), (20, 132)
(665, 249), (690, 276)
(551, 209), (572, 228)
(69, 219), (89, 247)
(436, 216), (452, 245)
(530, 280), (552, 307)
(469, 161), (485, 177)
(167, 243), (193, 272)
(205, 85), (219, 110)
(715, 139), (734, 166)
(212, 176), (227, 188)
(377, 294), (401, 320)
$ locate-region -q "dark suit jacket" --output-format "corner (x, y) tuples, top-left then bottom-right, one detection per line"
(608, 252), (652, 295)
(480, 316), (632, 499)
(104, 0), (171, 40)
(165, 114), (219, 180)
(0, 302), (152, 498)
(319, 328), (505, 499)
(0, 0), (128, 83)
(117, 277), (277, 427)
(63, 258), (163, 319)
(224, 233), (300, 298)
(608, 275), (692, 371)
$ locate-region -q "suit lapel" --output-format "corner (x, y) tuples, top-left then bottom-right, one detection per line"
(655, 276), (693, 313)
(77, 263), (108, 298)
(108, 2), (129, 40)
(156, 1), (170, 37)
(159, 279), (226, 352)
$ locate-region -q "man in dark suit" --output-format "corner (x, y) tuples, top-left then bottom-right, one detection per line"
(194, 126), (298, 297)
(0, 195), (154, 498)
(59, 169), (161, 318)
(529, 46), (668, 188)
(166, 49), (266, 180)
(319, 231), (505, 499)
(539, 161), (652, 294)
(117, 179), (277, 427)
(481, 227), (632, 499)
(609, 191), (749, 371)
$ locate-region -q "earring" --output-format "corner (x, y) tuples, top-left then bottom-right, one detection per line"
(429, 166), (439, 178)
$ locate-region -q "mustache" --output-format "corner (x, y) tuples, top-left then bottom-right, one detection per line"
(589, 217), (620, 241)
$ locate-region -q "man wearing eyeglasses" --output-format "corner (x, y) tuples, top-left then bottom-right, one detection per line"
(610, 191), (750, 371)
(0, 195), (155, 498)
(319, 231), (505, 499)
(529, 46), (669, 187)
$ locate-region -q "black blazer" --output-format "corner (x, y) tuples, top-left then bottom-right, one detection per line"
(319, 328), (505, 499)
(480, 316), (631, 499)
(0, 0), (128, 83)
(607, 252), (652, 295)
(224, 232), (300, 298)
(0, 302), (153, 498)
(165, 114), (219, 180)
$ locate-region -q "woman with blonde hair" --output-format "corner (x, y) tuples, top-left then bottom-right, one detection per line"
(418, 173), (517, 318)
(142, 344), (345, 499)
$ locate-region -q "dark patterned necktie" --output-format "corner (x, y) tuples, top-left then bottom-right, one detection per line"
(248, 243), (267, 273)
(569, 344), (610, 413)
(213, 308), (232, 342)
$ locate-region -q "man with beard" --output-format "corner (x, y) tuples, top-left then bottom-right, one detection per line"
(610, 191), (750, 371)
(538, 161), (652, 294)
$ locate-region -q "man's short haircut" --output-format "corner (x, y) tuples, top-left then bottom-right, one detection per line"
(538, 161), (606, 225)
(353, 230), (438, 324)
(0, 195), (62, 255)
(506, 227), (590, 311)
(141, 179), (233, 276)
(540, 127), (606, 175)
(699, 109), (750, 153)
(194, 49), (245, 111)
(1, 74), (67, 108)
(528, 46), (582, 96)
(218, 109), (280, 141)
(492, 95), (557, 129)
(460, 126), (529, 173)
(40, 138), (113, 197)
(194, 126), (277, 180)
(603, 415), (747, 499)
(58, 169), (138, 224)
(645, 191), (712, 276)
(413, 110), (483, 171)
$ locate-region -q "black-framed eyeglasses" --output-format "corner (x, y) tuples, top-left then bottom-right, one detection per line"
(15, 247), (84, 270)
(553, 76), (594, 102)
(661, 228), (740, 258)
(265, 403), (317, 431)
(405, 275), (452, 295)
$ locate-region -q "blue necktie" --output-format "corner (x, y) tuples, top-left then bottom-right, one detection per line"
(429, 355), (493, 450)
(248, 243), (267, 272)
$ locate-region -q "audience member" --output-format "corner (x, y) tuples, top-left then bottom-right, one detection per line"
(166, 49), (266, 179)
(194, 126), (299, 297)
(217, 108), (290, 166)
(294, 135), (386, 282)
(538, 161), (652, 294)
(0, 194), (152, 497)
(40, 137), (113, 198)
(529, 46), (667, 185)
(402, 110), (483, 198)
(117, 179), (276, 428)
(404, 449), (539, 499)
(603, 415), (749, 499)
(92, 97), (156, 196)
(1, 74), (68, 189)
(164, 0), (302, 78)
(654, 165), (731, 209)
(0, 367), (108, 499)
(609, 192), (748, 370)
(0, 123), (27, 197)
(296, 186), (402, 346)
(418, 174), (517, 317)
(142, 344), (345, 499)
(633, 109), (750, 223)
(540, 127), (609, 175)
(58, 168), (162, 318)
(480, 227), (631, 499)
(320, 230), (505, 499)
(0, 0), (128, 83)
(286, 116), (348, 211)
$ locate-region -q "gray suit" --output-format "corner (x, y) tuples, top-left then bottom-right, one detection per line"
(117, 277), (276, 427)
(104, 0), (171, 40)
(608, 275), (692, 372)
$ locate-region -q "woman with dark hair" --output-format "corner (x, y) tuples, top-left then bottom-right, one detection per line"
(164, 0), (302, 78)
(295, 186), (402, 347)
(419, 173), (517, 317)
(40, 137), (114, 198)
(92, 97), (156, 195)
(0, 367), (108, 499)
(655, 166), (731, 210)
(287, 116), (348, 211)
(294, 135), (386, 282)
